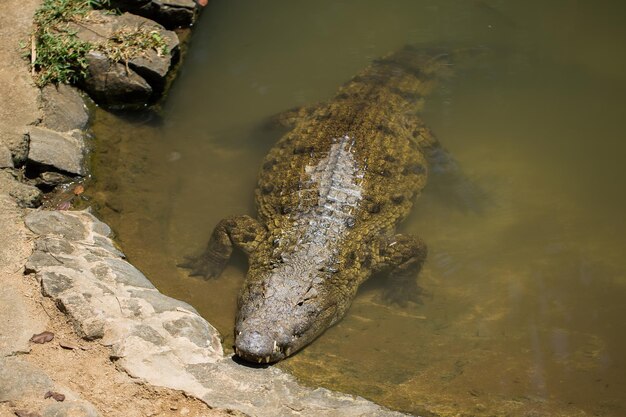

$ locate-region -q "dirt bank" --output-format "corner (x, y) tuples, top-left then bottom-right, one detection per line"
(0, 1), (236, 416)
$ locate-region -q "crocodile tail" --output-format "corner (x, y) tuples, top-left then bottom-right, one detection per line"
(376, 44), (489, 78)
(375, 45), (490, 213)
(342, 45), (487, 111)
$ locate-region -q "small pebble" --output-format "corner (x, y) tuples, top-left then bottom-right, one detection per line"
(44, 391), (65, 402)
(30, 331), (54, 344)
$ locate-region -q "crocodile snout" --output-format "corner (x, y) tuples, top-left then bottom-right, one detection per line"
(234, 329), (291, 364)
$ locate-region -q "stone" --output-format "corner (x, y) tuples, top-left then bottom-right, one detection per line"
(25, 211), (88, 241)
(101, 258), (156, 289)
(42, 401), (100, 417)
(116, 13), (179, 88)
(162, 315), (216, 348)
(81, 51), (153, 108)
(40, 271), (75, 297)
(55, 292), (106, 340)
(131, 324), (167, 346)
(108, 0), (198, 29)
(0, 144), (13, 168)
(127, 288), (198, 314)
(35, 236), (76, 256)
(40, 84), (89, 132)
(0, 285), (46, 356)
(5, 132), (29, 166)
(0, 170), (42, 207)
(0, 357), (54, 402)
(38, 172), (72, 187)
(27, 127), (85, 175)
(70, 11), (179, 107)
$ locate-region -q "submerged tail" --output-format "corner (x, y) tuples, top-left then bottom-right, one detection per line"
(362, 45), (490, 213)
(337, 45), (487, 112)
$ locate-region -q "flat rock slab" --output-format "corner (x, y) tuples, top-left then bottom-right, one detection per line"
(0, 285), (45, 356)
(0, 357), (54, 402)
(27, 127), (85, 176)
(0, 357), (100, 417)
(24, 209), (406, 417)
(40, 84), (90, 132)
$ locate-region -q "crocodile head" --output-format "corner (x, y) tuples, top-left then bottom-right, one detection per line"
(233, 261), (348, 364)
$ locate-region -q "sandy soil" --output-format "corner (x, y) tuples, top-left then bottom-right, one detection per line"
(0, 1), (240, 416)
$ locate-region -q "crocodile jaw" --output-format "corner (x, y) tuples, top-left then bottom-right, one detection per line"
(234, 312), (329, 364)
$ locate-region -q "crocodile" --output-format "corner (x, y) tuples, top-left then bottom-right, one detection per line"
(181, 46), (458, 363)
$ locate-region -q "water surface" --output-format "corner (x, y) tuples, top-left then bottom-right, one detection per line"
(90, 1), (626, 415)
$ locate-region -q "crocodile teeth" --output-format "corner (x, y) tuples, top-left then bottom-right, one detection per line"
(285, 347), (291, 356)
(257, 357), (263, 364)
(265, 356), (270, 363)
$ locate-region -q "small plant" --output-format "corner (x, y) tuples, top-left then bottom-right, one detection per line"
(30, 0), (168, 87)
(31, 0), (100, 86)
(34, 0), (100, 27)
(98, 25), (169, 65)
(33, 30), (92, 86)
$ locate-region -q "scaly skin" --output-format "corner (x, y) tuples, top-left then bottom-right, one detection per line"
(182, 47), (454, 363)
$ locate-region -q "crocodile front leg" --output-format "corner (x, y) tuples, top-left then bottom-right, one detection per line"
(179, 215), (266, 279)
(372, 233), (428, 305)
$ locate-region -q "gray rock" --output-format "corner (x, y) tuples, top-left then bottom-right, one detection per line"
(116, 13), (179, 88)
(0, 357), (54, 402)
(162, 315), (215, 348)
(40, 271), (75, 297)
(92, 235), (124, 258)
(70, 11), (179, 107)
(9, 182), (42, 208)
(38, 171), (72, 187)
(0, 170), (42, 207)
(25, 211), (88, 241)
(0, 144), (13, 168)
(108, 0), (198, 29)
(27, 126), (85, 175)
(43, 401), (100, 417)
(35, 236), (76, 256)
(6, 132), (29, 166)
(25, 250), (63, 271)
(102, 258), (156, 289)
(0, 285), (46, 356)
(127, 288), (198, 314)
(91, 221), (112, 238)
(81, 51), (153, 108)
(40, 84), (89, 132)
(131, 324), (167, 346)
(55, 293), (105, 340)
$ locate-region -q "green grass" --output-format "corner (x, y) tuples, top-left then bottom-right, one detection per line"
(31, 0), (102, 86)
(98, 26), (169, 64)
(30, 0), (169, 87)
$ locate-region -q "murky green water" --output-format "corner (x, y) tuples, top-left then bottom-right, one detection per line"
(90, 1), (626, 415)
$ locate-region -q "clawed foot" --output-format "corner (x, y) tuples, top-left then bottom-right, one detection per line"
(177, 254), (225, 279)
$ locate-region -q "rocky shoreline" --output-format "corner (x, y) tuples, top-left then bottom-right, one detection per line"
(0, 1), (409, 416)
